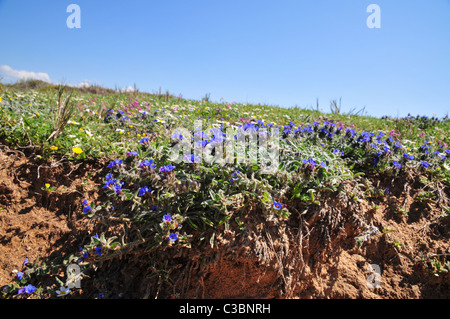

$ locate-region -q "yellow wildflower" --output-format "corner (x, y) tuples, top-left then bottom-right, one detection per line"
(72, 147), (83, 154)
(45, 183), (50, 188)
(50, 146), (58, 151)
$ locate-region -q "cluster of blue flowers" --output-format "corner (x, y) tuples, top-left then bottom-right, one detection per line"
(102, 173), (124, 194)
(403, 153), (414, 161)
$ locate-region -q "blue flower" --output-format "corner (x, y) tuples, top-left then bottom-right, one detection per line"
(171, 131), (183, 140)
(160, 164), (176, 173)
(138, 159), (156, 169)
(332, 149), (344, 157)
(16, 271), (24, 280)
(168, 233), (178, 242)
(138, 186), (151, 197)
(273, 201), (282, 210)
(105, 173), (113, 180)
(303, 158), (317, 169)
(183, 154), (200, 163)
(107, 159), (123, 168)
(163, 214), (172, 222)
(139, 137), (150, 144)
(421, 161), (430, 168)
(82, 199), (88, 206)
(403, 153), (414, 161)
(94, 247), (102, 256)
(18, 284), (36, 295)
(393, 161), (402, 169)
(102, 178), (118, 189)
(83, 206), (92, 214)
(113, 182), (124, 194)
(126, 150), (138, 157)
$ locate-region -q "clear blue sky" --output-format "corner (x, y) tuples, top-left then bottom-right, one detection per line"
(0, 0), (449, 118)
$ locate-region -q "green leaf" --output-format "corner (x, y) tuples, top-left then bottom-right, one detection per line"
(262, 191), (270, 203)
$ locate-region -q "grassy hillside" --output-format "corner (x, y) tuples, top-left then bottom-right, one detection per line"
(0, 81), (449, 299)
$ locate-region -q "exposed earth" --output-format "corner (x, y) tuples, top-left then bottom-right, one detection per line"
(0, 143), (449, 299)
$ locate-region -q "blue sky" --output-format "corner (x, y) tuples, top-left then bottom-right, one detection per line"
(0, 0), (449, 118)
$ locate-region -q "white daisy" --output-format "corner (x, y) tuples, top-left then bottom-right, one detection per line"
(56, 287), (71, 297)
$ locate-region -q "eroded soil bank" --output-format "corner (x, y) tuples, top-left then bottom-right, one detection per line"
(0, 145), (448, 299)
